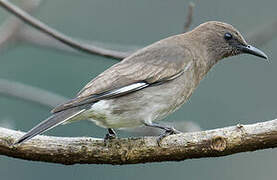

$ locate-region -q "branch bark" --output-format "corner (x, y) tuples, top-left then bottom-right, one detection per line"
(1, 119), (277, 165)
(0, 0), (130, 59)
(0, 1), (276, 166)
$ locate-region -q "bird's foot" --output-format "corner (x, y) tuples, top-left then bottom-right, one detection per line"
(104, 128), (117, 144)
(142, 121), (181, 146)
(157, 127), (181, 146)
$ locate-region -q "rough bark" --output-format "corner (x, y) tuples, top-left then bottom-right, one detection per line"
(1, 119), (277, 165)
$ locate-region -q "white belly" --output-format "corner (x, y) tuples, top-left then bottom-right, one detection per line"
(81, 72), (197, 129)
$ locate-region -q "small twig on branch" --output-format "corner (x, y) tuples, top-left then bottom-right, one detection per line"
(183, 2), (195, 32)
(1, 119), (277, 165)
(0, 0), (130, 59)
(0, 79), (68, 108)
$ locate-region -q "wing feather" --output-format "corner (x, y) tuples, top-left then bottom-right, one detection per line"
(52, 36), (193, 113)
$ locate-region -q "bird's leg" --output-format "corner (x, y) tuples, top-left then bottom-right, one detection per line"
(143, 122), (181, 145)
(104, 128), (117, 142)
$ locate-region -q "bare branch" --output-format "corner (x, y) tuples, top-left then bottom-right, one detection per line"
(0, 15), (22, 51)
(17, 26), (137, 57)
(1, 0), (276, 60)
(183, 2), (195, 32)
(1, 119), (277, 165)
(0, 1), (277, 165)
(0, 0), (41, 52)
(0, 0), (136, 58)
(0, 79), (67, 108)
(0, 0), (130, 59)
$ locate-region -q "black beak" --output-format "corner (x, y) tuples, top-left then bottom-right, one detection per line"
(238, 44), (268, 60)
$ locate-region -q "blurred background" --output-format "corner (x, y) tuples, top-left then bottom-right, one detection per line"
(0, 0), (276, 179)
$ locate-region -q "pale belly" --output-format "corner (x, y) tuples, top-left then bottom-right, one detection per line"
(81, 72), (197, 129)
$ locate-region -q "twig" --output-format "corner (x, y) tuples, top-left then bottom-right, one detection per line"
(1, 0), (276, 60)
(0, 0), (130, 59)
(1, 119), (277, 165)
(0, 0), (136, 58)
(0, 15), (21, 51)
(0, 0), (41, 51)
(17, 26), (137, 57)
(183, 2), (195, 32)
(0, 1), (277, 166)
(0, 79), (68, 108)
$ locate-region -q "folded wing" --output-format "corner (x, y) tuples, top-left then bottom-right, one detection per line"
(52, 38), (192, 113)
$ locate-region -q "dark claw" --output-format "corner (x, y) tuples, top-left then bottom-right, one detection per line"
(157, 127), (181, 146)
(142, 122), (181, 146)
(104, 128), (117, 144)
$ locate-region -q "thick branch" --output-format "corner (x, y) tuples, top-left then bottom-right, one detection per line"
(1, 119), (277, 165)
(0, 0), (130, 59)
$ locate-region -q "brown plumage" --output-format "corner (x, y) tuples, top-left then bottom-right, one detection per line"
(15, 21), (268, 145)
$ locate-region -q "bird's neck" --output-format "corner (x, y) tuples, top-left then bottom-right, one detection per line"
(165, 33), (219, 91)
(179, 32), (220, 78)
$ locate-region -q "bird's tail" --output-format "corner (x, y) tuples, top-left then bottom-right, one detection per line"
(14, 108), (86, 145)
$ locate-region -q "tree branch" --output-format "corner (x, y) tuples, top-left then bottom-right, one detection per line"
(0, 0), (41, 52)
(0, 79), (68, 108)
(183, 2), (195, 32)
(1, 1), (277, 166)
(1, 0), (275, 61)
(17, 26), (137, 57)
(0, 0), (137, 58)
(1, 119), (277, 165)
(0, 0), (130, 59)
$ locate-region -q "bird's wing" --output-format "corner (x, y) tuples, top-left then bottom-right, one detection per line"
(52, 37), (192, 113)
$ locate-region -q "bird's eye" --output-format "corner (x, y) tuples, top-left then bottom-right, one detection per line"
(224, 32), (233, 40)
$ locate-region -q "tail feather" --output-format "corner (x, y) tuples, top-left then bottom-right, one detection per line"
(14, 108), (85, 145)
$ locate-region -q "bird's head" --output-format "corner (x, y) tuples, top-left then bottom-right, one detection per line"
(192, 21), (268, 62)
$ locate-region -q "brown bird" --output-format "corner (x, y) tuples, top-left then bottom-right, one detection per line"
(14, 21), (268, 145)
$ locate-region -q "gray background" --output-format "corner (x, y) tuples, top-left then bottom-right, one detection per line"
(0, 0), (276, 179)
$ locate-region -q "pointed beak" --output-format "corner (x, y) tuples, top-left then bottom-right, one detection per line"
(238, 44), (268, 60)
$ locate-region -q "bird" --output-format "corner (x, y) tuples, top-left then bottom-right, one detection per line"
(14, 21), (268, 145)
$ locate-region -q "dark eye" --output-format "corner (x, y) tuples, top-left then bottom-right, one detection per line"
(224, 32), (233, 40)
